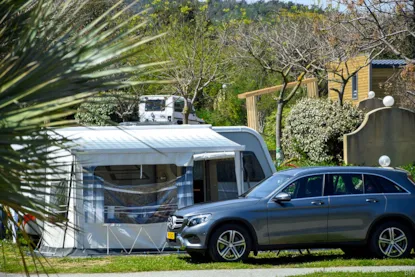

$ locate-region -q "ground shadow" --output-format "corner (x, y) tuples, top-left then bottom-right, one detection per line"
(179, 251), (415, 266)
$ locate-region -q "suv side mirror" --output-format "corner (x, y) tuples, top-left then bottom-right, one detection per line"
(273, 192), (291, 202)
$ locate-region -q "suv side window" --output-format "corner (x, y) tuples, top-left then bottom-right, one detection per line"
(325, 174), (363, 196)
(282, 175), (324, 199)
(364, 174), (406, 194)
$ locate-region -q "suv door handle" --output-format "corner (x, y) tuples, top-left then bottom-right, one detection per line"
(311, 200), (324, 206)
(366, 198), (379, 203)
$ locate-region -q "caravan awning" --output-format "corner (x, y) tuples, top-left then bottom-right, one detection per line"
(55, 125), (245, 166)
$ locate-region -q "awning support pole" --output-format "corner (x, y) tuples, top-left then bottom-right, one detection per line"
(234, 151), (243, 195)
(129, 227), (143, 254)
(106, 225), (109, 255)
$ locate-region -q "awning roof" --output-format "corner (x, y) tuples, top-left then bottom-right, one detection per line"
(372, 59), (406, 68)
(57, 125), (244, 153)
(54, 125), (245, 166)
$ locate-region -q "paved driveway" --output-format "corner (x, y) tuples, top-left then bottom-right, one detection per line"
(2, 266), (415, 277)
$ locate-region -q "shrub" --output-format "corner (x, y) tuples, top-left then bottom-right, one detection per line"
(282, 98), (364, 163)
(401, 164), (415, 179)
(75, 92), (139, 125)
(75, 95), (118, 126)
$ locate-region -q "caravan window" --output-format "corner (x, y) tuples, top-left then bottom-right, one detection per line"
(145, 99), (165, 111)
(243, 151), (265, 190)
(93, 165), (180, 224)
(216, 159), (238, 201)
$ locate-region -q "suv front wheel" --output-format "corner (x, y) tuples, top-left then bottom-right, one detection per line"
(369, 221), (413, 258)
(208, 224), (252, 262)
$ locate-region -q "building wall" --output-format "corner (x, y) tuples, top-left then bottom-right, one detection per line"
(328, 56), (370, 105)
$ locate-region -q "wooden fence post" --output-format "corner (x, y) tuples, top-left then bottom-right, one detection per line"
(246, 96), (259, 131)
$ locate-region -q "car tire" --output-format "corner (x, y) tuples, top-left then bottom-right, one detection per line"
(208, 224), (252, 262)
(187, 251), (210, 262)
(369, 221), (413, 258)
(341, 246), (371, 258)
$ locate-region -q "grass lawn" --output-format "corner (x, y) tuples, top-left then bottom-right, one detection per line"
(1, 241), (414, 274)
(292, 272), (415, 277)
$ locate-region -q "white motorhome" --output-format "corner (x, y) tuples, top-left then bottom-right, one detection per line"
(31, 125), (274, 256)
(138, 95), (204, 124)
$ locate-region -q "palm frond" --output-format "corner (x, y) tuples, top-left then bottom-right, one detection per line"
(0, 0), (164, 274)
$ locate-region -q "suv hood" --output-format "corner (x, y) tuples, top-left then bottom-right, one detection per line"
(175, 198), (260, 217)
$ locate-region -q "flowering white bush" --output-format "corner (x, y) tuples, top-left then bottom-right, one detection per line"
(282, 98), (364, 163)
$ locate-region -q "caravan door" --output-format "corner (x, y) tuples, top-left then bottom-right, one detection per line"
(193, 153), (241, 203)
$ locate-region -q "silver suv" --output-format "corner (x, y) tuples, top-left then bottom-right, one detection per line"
(167, 167), (415, 262)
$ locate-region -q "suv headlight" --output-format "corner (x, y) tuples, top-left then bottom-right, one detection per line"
(187, 214), (211, 227)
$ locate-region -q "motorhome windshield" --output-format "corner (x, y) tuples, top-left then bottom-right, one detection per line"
(174, 99), (196, 113)
(145, 99), (165, 111)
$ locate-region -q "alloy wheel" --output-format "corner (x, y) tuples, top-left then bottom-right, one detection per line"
(216, 230), (246, 261)
(378, 227), (408, 258)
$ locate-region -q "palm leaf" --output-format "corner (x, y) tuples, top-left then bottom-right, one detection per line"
(0, 0), (165, 275)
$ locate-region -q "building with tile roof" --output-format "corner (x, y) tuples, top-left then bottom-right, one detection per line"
(328, 56), (406, 104)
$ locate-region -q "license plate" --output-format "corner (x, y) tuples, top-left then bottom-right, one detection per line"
(167, 231), (176, 240)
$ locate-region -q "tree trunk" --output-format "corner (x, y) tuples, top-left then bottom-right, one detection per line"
(183, 99), (189, 124)
(275, 99), (285, 164)
(338, 93), (343, 106)
(183, 112), (189, 124)
(338, 83), (346, 106)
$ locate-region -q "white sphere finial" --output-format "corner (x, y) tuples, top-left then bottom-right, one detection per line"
(383, 96), (395, 107)
(379, 155), (391, 167)
(368, 91), (375, 99)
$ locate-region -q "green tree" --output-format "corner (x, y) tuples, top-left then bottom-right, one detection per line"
(0, 0), (163, 273)
(232, 14), (322, 163)
(150, 2), (228, 124)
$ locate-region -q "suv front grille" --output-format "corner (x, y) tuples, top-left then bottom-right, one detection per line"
(168, 215), (184, 230)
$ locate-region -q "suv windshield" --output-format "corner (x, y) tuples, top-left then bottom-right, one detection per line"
(145, 99), (165, 111)
(241, 173), (292, 199)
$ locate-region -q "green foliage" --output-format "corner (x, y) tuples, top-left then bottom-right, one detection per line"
(75, 91), (140, 125)
(263, 108), (288, 150)
(197, 89), (246, 126)
(73, 0), (325, 130)
(195, 66), (279, 127)
(75, 95), (118, 126)
(283, 98), (364, 164)
(262, 87), (307, 150)
(103, 0), (325, 131)
(0, 0), (162, 273)
(138, 0), (322, 27)
(401, 164), (415, 179)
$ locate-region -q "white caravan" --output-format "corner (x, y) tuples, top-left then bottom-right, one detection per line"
(138, 95), (204, 124)
(31, 125), (274, 256)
